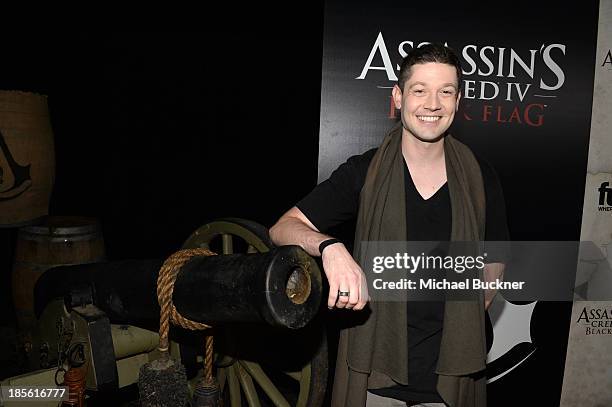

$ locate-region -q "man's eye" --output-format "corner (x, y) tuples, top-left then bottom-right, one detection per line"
(412, 89), (425, 94)
(441, 90), (455, 95)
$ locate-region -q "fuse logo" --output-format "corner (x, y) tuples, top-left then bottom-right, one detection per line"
(598, 182), (612, 212)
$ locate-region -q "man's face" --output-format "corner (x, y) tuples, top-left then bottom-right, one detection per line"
(392, 62), (461, 143)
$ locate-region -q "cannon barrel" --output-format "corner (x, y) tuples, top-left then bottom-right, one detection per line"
(173, 245), (321, 329)
(34, 245), (322, 330)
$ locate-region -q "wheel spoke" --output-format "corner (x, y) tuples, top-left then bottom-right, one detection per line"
(296, 364), (311, 407)
(228, 364), (242, 407)
(217, 366), (227, 392)
(282, 370), (301, 381)
(216, 354), (236, 368)
(239, 360), (290, 407)
(222, 234), (234, 254)
(237, 363), (262, 407)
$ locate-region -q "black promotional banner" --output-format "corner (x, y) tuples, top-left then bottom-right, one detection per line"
(319, 2), (599, 406)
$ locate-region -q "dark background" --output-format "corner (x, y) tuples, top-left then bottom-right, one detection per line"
(0, 22), (326, 357)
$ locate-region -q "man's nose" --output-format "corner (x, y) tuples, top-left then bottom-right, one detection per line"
(424, 92), (442, 111)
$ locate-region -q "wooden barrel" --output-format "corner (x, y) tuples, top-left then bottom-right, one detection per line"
(12, 216), (105, 331)
(0, 90), (55, 226)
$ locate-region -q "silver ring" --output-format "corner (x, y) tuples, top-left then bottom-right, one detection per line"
(338, 291), (350, 297)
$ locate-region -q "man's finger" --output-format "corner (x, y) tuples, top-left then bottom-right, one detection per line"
(354, 276), (368, 310)
(347, 280), (359, 308)
(328, 281), (339, 309)
(336, 287), (350, 308)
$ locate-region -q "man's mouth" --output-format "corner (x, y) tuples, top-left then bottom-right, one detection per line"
(417, 116), (441, 123)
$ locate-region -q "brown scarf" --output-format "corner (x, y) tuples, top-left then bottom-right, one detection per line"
(331, 123), (488, 407)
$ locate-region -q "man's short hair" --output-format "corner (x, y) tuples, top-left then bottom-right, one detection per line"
(397, 43), (462, 92)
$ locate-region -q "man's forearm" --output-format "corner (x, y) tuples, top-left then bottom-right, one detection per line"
(269, 209), (332, 257)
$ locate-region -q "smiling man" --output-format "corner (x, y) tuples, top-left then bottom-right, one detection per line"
(270, 44), (508, 407)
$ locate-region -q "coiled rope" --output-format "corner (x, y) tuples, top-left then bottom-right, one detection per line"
(156, 247), (216, 384)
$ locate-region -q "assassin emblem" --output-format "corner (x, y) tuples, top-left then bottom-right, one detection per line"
(486, 296), (537, 383)
(0, 129), (32, 201)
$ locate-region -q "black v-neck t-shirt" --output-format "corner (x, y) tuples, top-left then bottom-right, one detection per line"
(297, 147), (509, 404)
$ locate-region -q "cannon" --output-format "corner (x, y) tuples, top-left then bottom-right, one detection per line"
(1, 219), (329, 407)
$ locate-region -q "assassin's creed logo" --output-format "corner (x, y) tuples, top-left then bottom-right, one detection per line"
(355, 34), (568, 128)
(0, 129), (32, 201)
(576, 306), (612, 335)
(602, 49), (612, 68)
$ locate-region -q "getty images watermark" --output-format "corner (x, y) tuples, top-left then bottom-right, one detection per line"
(371, 250), (524, 291)
(362, 241), (611, 302)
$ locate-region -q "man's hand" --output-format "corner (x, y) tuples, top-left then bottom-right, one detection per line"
(269, 207), (370, 311)
(321, 243), (369, 310)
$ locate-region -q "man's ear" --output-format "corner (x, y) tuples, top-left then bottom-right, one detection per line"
(392, 84), (403, 109)
(456, 91), (462, 112)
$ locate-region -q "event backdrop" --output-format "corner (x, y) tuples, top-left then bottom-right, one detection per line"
(318, 2), (600, 406)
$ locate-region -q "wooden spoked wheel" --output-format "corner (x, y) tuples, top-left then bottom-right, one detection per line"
(183, 218), (328, 407)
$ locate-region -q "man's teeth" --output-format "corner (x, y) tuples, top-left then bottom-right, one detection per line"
(418, 116), (440, 122)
